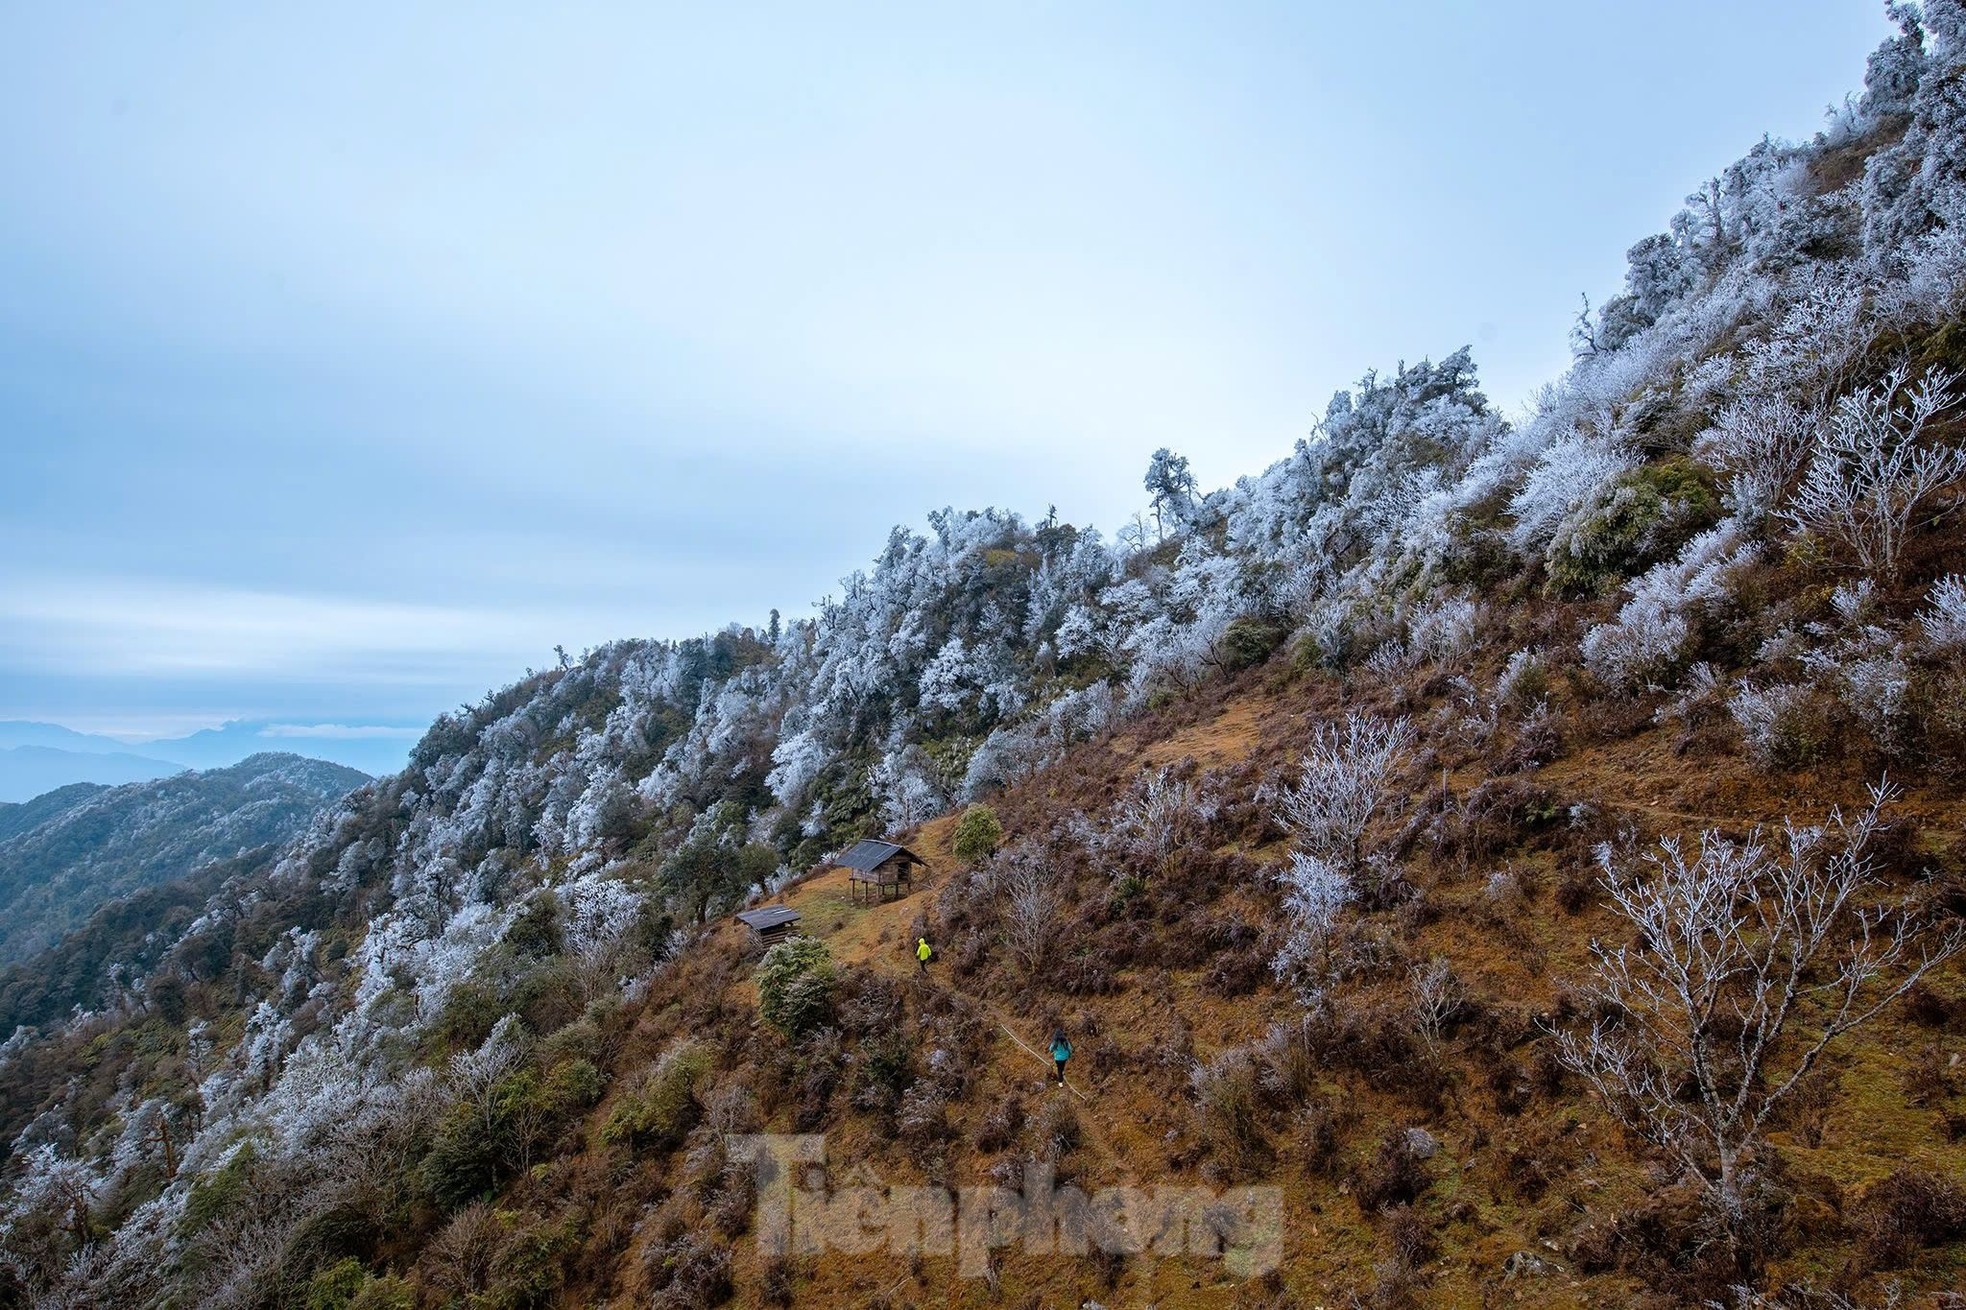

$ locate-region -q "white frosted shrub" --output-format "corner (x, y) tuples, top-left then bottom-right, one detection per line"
(1920, 574), (1966, 651)
(1728, 682), (1816, 768)
(1408, 596), (1480, 664)
(1582, 604), (1689, 692)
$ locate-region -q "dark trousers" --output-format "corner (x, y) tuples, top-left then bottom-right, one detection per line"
(1053, 1059), (1066, 1084)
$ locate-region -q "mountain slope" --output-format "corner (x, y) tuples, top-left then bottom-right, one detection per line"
(3, 10), (1966, 1310)
(0, 753), (370, 966)
(0, 784), (107, 844)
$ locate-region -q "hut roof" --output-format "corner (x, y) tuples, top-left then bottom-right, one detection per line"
(735, 906), (802, 932)
(834, 839), (921, 873)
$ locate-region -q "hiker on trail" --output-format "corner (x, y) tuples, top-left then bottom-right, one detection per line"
(1048, 1027), (1072, 1086)
(916, 937), (933, 972)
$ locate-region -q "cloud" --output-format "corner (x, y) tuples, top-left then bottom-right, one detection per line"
(0, 577), (554, 682)
(258, 723), (424, 740)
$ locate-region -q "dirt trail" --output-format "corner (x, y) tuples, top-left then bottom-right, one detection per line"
(767, 860), (1145, 1186)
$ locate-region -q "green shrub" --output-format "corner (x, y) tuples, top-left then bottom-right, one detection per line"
(543, 1057), (604, 1114)
(601, 1039), (713, 1150)
(1108, 873), (1147, 910)
(513, 957), (586, 1035)
(485, 1211), (582, 1310)
(921, 735), (980, 796)
(1218, 617), (1287, 672)
(1545, 457), (1719, 598)
(435, 981), (505, 1050)
(423, 1101), (505, 1209)
(347, 1276), (414, 1310)
(304, 1259), (368, 1310)
(952, 805), (1004, 866)
(181, 1143), (255, 1236)
(502, 893), (563, 958)
(537, 1015), (604, 1069)
(857, 1027), (914, 1099)
(757, 938), (836, 1037)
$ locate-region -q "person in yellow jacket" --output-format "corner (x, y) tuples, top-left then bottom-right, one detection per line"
(916, 937), (933, 972)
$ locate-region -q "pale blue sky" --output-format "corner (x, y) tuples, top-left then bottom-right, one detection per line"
(0, 2), (1894, 761)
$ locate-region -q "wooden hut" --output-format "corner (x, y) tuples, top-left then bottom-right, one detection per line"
(836, 839), (926, 904)
(735, 905), (803, 948)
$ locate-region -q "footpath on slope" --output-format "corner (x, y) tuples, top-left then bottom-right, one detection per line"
(768, 853), (1136, 1173)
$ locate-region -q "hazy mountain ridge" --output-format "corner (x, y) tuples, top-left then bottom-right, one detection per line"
(2, 10), (1965, 1308)
(0, 753), (370, 967)
(0, 747), (188, 804)
(0, 721), (417, 800)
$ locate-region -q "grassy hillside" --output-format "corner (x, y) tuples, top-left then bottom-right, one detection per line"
(514, 664), (1966, 1309)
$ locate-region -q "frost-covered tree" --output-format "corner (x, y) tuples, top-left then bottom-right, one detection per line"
(871, 746), (946, 833)
(1555, 785), (1962, 1270)
(1271, 851), (1354, 1007)
(1861, 2), (1926, 119)
(1100, 766), (1211, 880)
(1270, 712), (1415, 877)
(1919, 573), (1966, 650)
(1266, 711), (1413, 996)
(1781, 365), (1966, 581)
(999, 859), (1063, 978)
(1144, 447), (1198, 541)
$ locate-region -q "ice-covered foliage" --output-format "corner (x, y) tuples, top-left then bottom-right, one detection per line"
(1781, 365), (1965, 581)
(1406, 596), (1481, 665)
(1094, 765), (1218, 879)
(1729, 682), (1818, 769)
(1272, 713), (1413, 868)
(870, 745), (946, 833)
(1582, 523), (1757, 692)
(1272, 852), (1355, 1007)
(1511, 436), (1639, 557)
(1919, 574), (1966, 650)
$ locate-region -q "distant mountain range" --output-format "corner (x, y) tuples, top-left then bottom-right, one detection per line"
(0, 752), (371, 965)
(0, 719), (417, 802)
(0, 745), (190, 801)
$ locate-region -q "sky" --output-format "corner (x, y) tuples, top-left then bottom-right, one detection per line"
(0, 1), (1897, 768)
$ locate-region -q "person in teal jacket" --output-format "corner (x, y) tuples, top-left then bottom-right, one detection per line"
(1048, 1027), (1072, 1086)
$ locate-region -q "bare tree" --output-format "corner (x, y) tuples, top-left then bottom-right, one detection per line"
(1408, 955), (1460, 1051)
(1271, 850), (1355, 1006)
(1570, 293), (1602, 358)
(1781, 365), (1966, 582)
(999, 861), (1062, 978)
(424, 1202), (503, 1302)
(1554, 783), (1962, 1274)
(1270, 711), (1414, 876)
(1104, 765), (1205, 880)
